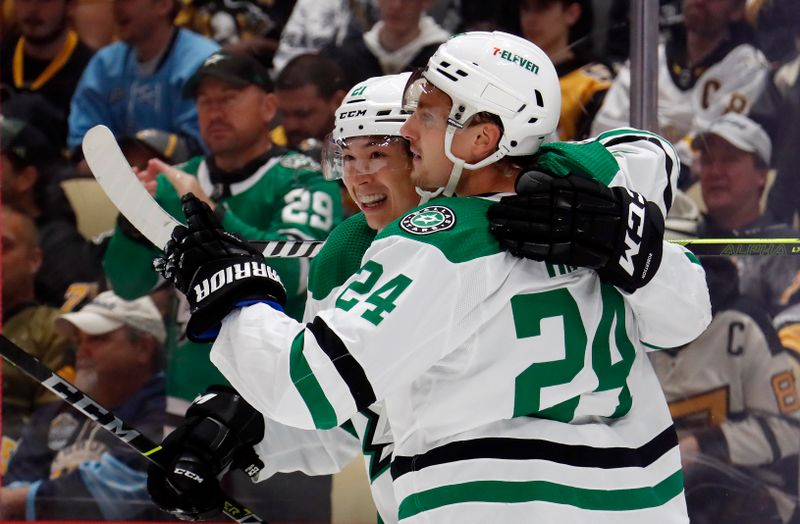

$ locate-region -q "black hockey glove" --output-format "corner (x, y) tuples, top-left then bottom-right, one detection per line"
(487, 170), (664, 293)
(147, 385), (265, 521)
(154, 193), (287, 342)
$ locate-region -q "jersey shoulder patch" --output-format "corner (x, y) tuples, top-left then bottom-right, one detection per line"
(279, 151), (322, 172)
(399, 205), (456, 235)
(377, 197), (502, 263)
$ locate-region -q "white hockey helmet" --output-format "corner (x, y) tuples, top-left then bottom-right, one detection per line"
(403, 31), (561, 196)
(323, 72), (412, 180)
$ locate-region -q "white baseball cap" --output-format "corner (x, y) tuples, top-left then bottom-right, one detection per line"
(57, 291), (166, 344)
(693, 112), (772, 165)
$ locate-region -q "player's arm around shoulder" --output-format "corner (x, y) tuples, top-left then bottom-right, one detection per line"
(597, 127), (678, 217)
(592, 128), (712, 348)
(210, 198), (506, 431)
(631, 244), (711, 350)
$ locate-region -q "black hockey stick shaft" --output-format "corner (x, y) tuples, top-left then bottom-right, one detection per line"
(0, 334), (266, 524)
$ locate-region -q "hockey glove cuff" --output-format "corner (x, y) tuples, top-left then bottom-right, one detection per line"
(147, 385), (266, 521)
(153, 194), (287, 342)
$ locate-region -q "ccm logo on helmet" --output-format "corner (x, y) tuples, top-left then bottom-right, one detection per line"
(492, 47), (539, 74)
(339, 109), (367, 119)
(193, 262), (281, 302)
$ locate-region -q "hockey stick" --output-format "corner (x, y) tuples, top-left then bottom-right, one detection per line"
(82, 125), (323, 259)
(667, 238), (800, 256)
(669, 238), (800, 256)
(82, 126), (800, 258)
(0, 334), (266, 524)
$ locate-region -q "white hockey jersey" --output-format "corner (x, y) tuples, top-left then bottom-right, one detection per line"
(218, 130), (712, 523)
(591, 41), (768, 158)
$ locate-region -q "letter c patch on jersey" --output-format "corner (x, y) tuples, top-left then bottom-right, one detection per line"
(400, 205), (456, 235)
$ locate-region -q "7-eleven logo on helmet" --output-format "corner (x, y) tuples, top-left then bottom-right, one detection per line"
(492, 47), (540, 74)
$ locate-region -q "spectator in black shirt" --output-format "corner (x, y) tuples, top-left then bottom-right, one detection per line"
(1, 0), (94, 148)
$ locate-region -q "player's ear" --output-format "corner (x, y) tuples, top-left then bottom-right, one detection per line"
(471, 122), (502, 162)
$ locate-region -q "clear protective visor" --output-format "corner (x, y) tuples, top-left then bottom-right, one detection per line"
(321, 134), (412, 181)
(401, 68), (432, 113)
(402, 67), (472, 131)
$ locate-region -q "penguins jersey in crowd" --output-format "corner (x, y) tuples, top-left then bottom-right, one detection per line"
(209, 130), (712, 522)
(591, 28), (768, 159)
(555, 56), (613, 141)
(67, 28), (219, 151)
(650, 296), (800, 521)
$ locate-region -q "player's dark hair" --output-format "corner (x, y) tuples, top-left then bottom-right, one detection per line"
(275, 53), (348, 99)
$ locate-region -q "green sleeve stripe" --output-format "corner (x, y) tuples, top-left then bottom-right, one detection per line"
(536, 140), (620, 186)
(398, 469), (683, 519)
(289, 330), (338, 429)
(640, 340), (669, 351)
(684, 251), (701, 265)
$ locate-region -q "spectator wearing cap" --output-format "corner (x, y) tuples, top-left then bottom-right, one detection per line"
(102, 49), (342, 520)
(694, 112), (773, 236)
(0, 0), (94, 148)
(692, 112), (800, 357)
(1, 116), (105, 307)
(0, 291), (167, 521)
(66, 0), (219, 154)
(1, 208), (74, 467)
(653, 112), (800, 524)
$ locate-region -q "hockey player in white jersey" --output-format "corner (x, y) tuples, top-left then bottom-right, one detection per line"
(258, 72), (423, 524)
(146, 32), (712, 523)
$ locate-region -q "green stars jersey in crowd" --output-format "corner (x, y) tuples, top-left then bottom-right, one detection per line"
(103, 148), (342, 406)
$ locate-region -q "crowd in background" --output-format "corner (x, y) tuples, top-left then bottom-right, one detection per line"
(1, 0), (800, 521)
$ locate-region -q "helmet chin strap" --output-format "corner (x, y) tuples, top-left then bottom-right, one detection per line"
(442, 159), (464, 197)
(414, 126), (463, 201)
(415, 121), (510, 201)
(415, 186), (443, 204)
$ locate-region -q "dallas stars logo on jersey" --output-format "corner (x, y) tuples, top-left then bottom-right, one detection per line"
(400, 205), (456, 235)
